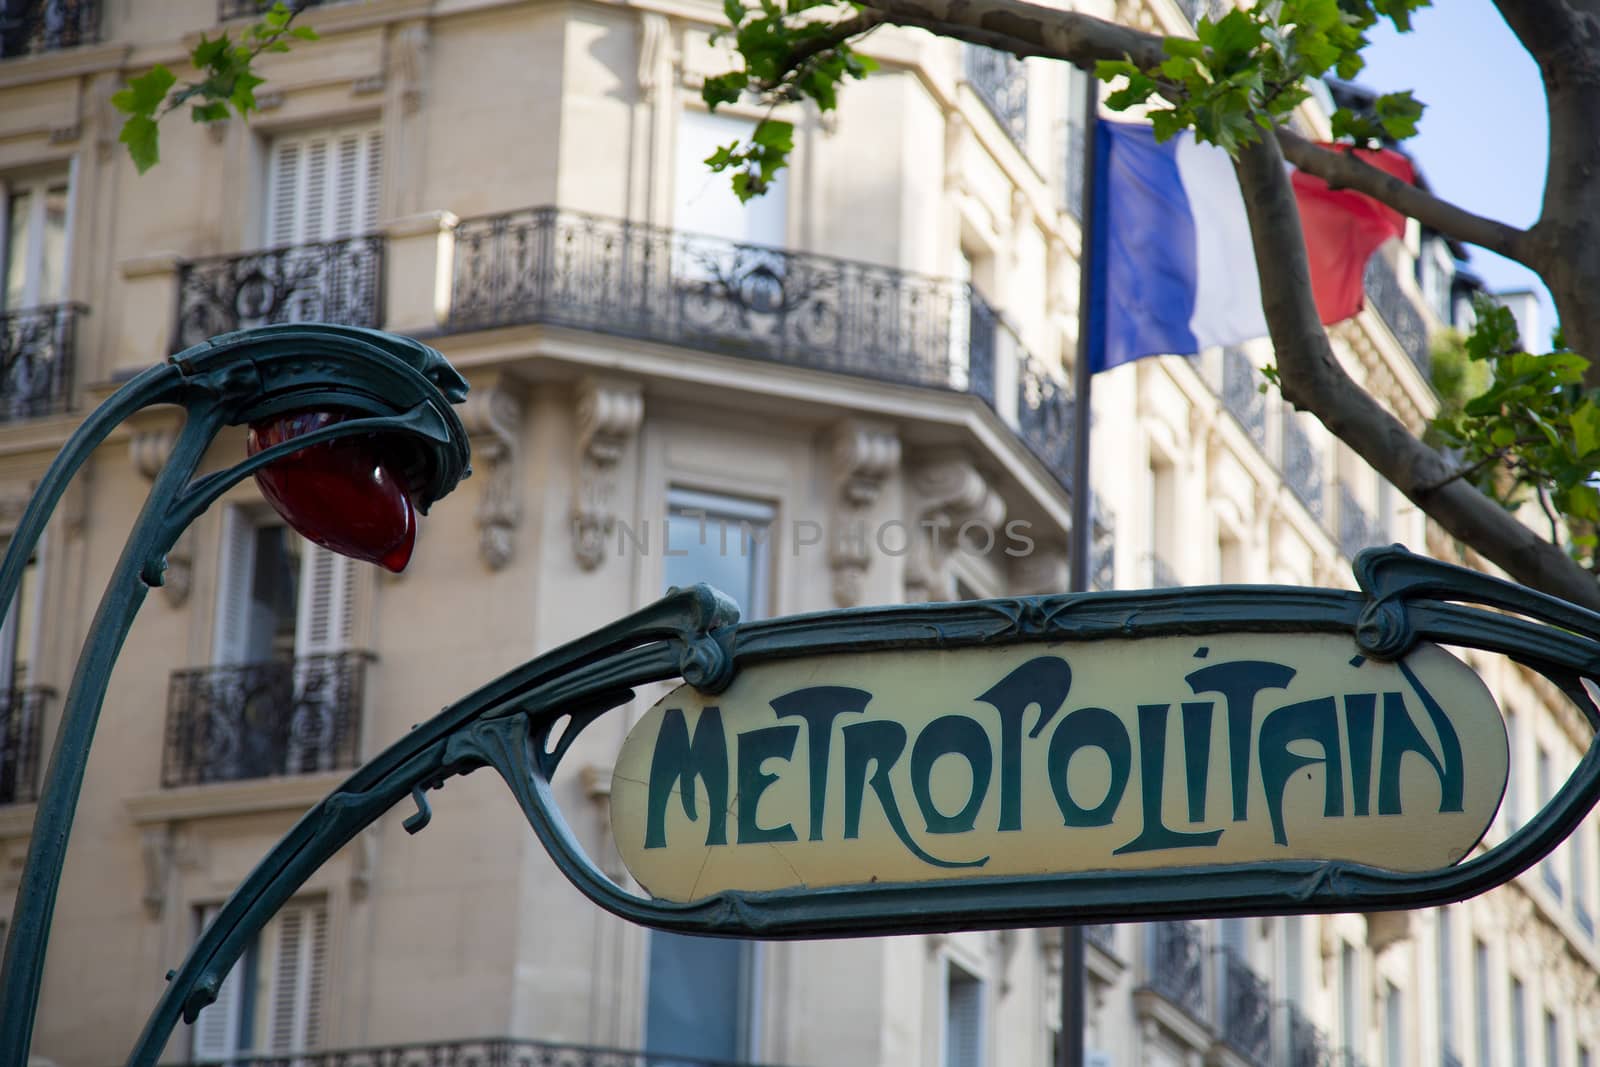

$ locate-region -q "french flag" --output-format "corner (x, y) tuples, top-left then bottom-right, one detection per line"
(1088, 120), (1417, 373)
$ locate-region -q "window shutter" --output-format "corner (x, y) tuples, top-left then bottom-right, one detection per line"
(266, 126), (383, 247)
(192, 905), (246, 1063)
(267, 140), (302, 247)
(944, 967), (984, 1067)
(266, 899), (329, 1055)
(293, 543), (356, 659)
(214, 507), (258, 666)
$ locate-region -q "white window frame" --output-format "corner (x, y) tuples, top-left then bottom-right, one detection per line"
(663, 487), (775, 621)
(0, 165), (74, 311)
(941, 954), (987, 1067)
(263, 121), (384, 247)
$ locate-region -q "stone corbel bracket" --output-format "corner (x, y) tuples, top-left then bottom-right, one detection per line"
(572, 378), (644, 570)
(905, 453), (1005, 602)
(460, 382), (527, 571)
(131, 426), (193, 607)
(1009, 541), (1067, 596)
(826, 421), (900, 607)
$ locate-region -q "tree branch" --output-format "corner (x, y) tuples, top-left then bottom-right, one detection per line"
(858, 0), (1165, 70)
(1277, 129), (1537, 268)
(1233, 128), (1600, 610)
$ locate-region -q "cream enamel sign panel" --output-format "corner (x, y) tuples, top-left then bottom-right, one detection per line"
(609, 634), (1508, 902)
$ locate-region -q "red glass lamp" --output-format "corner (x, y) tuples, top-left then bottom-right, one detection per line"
(247, 410), (419, 573)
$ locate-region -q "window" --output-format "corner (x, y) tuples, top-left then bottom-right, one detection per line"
(661, 489), (774, 620)
(1538, 746), (1562, 897)
(1438, 909), (1455, 1057)
(1148, 452), (1179, 587)
(944, 959), (985, 1067)
(675, 109), (787, 249)
(0, 543), (41, 691)
(0, 545), (41, 802)
(191, 898), (329, 1062)
(1340, 942), (1359, 1054)
(645, 493), (773, 1062)
(1506, 712), (1522, 830)
(265, 123), (383, 246)
(1512, 978), (1528, 1067)
(1544, 1010), (1559, 1067)
(644, 933), (761, 1062)
(216, 507), (358, 666)
(1475, 940), (1491, 1067)
(1384, 981), (1403, 1067)
(1575, 824), (1593, 936)
(1, 170), (69, 311)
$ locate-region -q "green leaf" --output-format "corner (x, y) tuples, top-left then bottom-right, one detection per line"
(119, 115), (161, 173)
(190, 101), (231, 123)
(289, 25), (320, 40)
(117, 65), (177, 119)
(1163, 37), (1205, 59)
(751, 118), (793, 151)
(724, 0), (747, 26)
(192, 33), (230, 69)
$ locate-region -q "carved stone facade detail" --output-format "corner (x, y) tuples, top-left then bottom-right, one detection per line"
(573, 378), (644, 570)
(391, 22), (430, 115)
(460, 383), (526, 571)
(131, 427), (193, 607)
(904, 453), (1005, 602)
(637, 12), (672, 103)
(826, 421), (900, 607)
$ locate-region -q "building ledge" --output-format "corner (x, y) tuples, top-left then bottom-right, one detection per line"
(125, 771), (346, 825)
(0, 801), (36, 841)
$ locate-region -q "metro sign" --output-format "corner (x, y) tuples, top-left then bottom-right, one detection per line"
(613, 634), (1506, 902)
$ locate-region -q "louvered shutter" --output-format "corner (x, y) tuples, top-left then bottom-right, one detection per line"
(944, 967), (984, 1067)
(293, 544), (355, 658)
(214, 507), (258, 666)
(266, 126), (383, 245)
(192, 905), (246, 1063)
(266, 899), (329, 1056)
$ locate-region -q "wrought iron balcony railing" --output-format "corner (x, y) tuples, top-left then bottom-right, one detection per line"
(0, 686), (51, 805)
(0, 0), (98, 58)
(1337, 484), (1384, 560)
(176, 1036), (783, 1067)
(174, 235), (385, 353)
(448, 207), (1117, 585)
(1, 303), (83, 421)
(1281, 1003), (1334, 1067)
(1144, 921), (1206, 1020)
(964, 44), (1028, 147)
(1217, 949), (1271, 1067)
(1281, 416), (1325, 520)
(219, 0), (332, 18)
(1085, 923), (1117, 955)
(1220, 345), (1267, 447)
(1364, 255), (1431, 377)
(162, 652), (370, 788)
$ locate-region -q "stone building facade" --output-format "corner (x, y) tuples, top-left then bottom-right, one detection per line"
(0, 1), (1593, 1066)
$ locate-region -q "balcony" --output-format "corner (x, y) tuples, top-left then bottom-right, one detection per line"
(173, 235), (385, 353)
(1220, 345), (1267, 447)
(1, 304), (82, 421)
(964, 44), (1028, 148)
(1281, 417), (1325, 520)
(173, 1037), (783, 1067)
(1282, 1003), (1334, 1067)
(219, 0), (336, 18)
(1142, 921), (1206, 1021)
(1216, 949), (1272, 1067)
(0, 686), (51, 805)
(0, 0), (98, 58)
(1337, 484), (1384, 560)
(447, 207), (1117, 586)
(1364, 255), (1430, 377)
(161, 653), (370, 788)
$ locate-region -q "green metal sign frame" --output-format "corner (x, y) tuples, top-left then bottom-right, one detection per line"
(2, 326), (1598, 1067)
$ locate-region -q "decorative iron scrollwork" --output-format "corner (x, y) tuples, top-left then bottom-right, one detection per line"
(174, 236), (384, 352)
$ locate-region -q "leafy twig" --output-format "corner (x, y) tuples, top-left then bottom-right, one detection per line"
(112, 1), (319, 173)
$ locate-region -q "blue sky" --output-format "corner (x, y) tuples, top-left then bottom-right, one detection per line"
(1360, 1), (1556, 340)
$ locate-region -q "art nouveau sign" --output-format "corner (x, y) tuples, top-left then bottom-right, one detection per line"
(611, 634), (1507, 901)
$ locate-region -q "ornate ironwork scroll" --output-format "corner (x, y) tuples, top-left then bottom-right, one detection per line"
(0, 304), (83, 421)
(162, 652), (370, 787)
(174, 236), (384, 352)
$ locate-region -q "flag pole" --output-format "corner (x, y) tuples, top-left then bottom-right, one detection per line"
(1059, 62), (1100, 1067)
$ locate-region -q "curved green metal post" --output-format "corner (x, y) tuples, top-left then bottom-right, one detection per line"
(0, 324), (471, 1065)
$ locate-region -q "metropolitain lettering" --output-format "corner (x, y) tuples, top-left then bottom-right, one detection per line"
(640, 651), (1467, 869)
